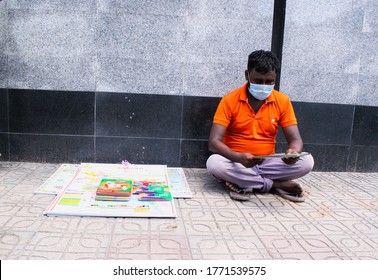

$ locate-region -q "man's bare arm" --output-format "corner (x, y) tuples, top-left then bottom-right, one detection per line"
(281, 124), (303, 164)
(208, 124), (263, 167)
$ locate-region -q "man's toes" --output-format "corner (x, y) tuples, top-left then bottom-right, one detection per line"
(225, 181), (238, 192)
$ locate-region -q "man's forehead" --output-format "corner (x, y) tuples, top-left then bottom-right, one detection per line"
(249, 69), (276, 77)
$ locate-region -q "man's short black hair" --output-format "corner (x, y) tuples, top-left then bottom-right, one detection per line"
(247, 50), (280, 74)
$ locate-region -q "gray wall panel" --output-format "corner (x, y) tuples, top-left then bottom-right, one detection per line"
(98, 0), (187, 16)
(0, 54), (6, 88)
(6, 8), (96, 90)
(7, 0), (97, 11)
(0, 2), (6, 51)
(2, 0), (272, 95)
(281, 0), (378, 106)
(0, 2), (7, 88)
(8, 55), (96, 91)
(1, 0), (376, 105)
(97, 12), (186, 61)
(97, 56), (184, 95)
(7, 9), (96, 56)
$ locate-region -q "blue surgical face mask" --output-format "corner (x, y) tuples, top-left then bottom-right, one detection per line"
(248, 82), (274, 100)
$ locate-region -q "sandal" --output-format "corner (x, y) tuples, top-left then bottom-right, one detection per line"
(274, 188), (305, 203)
(229, 190), (252, 201)
(225, 181), (252, 201)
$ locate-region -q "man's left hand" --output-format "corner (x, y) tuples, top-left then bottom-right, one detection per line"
(282, 149), (300, 165)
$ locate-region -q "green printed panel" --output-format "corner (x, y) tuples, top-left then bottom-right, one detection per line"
(58, 194), (82, 206)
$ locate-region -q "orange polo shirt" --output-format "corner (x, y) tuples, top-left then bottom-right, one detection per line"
(213, 83), (297, 156)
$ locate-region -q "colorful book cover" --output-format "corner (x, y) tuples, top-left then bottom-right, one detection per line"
(133, 184), (169, 194)
(138, 192), (173, 201)
(96, 178), (133, 197)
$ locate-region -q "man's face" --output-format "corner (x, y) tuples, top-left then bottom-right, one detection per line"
(245, 69), (276, 85)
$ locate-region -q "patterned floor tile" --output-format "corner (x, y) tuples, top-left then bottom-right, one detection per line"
(65, 233), (111, 254)
(0, 162), (377, 260)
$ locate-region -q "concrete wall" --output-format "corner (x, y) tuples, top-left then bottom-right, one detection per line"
(2, 0), (273, 96)
(0, 0), (377, 171)
(0, 1), (7, 88)
(278, 0), (378, 172)
(281, 0), (378, 107)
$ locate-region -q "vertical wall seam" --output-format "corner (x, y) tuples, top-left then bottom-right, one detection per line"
(271, 0), (287, 91)
(5, 0), (9, 89)
(179, 95), (184, 166)
(93, 1), (99, 162)
(7, 89), (10, 161)
(6, 1), (10, 160)
(94, 91), (97, 162)
(179, 1), (190, 166)
(348, 105), (357, 171)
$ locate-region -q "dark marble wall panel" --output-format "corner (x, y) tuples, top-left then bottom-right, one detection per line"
(276, 127), (286, 143)
(1, 88), (377, 172)
(10, 134), (94, 163)
(96, 137), (180, 166)
(277, 141), (353, 172)
(182, 96), (219, 139)
(262, 102), (355, 145)
(275, 142), (291, 154)
(96, 92), (182, 138)
(352, 105), (378, 146)
(180, 140), (211, 168)
(292, 102), (354, 145)
(346, 145), (358, 172)
(352, 145), (378, 172)
(302, 144), (350, 172)
(0, 133), (9, 161)
(0, 89), (8, 133)
(9, 89), (94, 135)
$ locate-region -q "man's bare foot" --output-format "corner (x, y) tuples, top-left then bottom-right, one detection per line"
(224, 181), (252, 201)
(271, 180), (302, 194)
(225, 181), (240, 192)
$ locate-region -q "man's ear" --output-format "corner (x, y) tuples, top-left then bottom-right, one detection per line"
(244, 70), (249, 81)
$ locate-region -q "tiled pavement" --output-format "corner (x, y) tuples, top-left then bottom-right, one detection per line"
(0, 162), (377, 260)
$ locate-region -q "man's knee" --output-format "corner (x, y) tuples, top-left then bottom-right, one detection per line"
(206, 154), (232, 179)
(206, 154), (223, 175)
(300, 155), (314, 174)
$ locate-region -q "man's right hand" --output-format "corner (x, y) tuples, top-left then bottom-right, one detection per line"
(238, 153), (264, 168)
